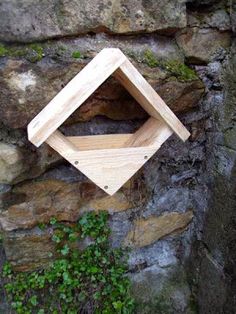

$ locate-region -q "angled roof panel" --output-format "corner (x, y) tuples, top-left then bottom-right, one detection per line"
(28, 48), (126, 147)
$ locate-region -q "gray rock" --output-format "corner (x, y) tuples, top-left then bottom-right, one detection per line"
(128, 240), (178, 270)
(130, 264), (192, 314)
(176, 27), (231, 64)
(0, 142), (28, 184)
(204, 9), (231, 31)
(0, 0), (187, 42)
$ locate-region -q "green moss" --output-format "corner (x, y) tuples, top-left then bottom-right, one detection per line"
(0, 44), (8, 57)
(0, 42), (44, 62)
(143, 49), (198, 81)
(27, 43), (44, 62)
(72, 50), (82, 59)
(164, 59), (198, 81)
(143, 49), (160, 68)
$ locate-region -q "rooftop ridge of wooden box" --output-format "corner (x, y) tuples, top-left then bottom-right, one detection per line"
(28, 48), (190, 195)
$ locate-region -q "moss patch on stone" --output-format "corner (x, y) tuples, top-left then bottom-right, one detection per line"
(143, 49), (160, 68)
(143, 49), (198, 81)
(0, 42), (44, 63)
(72, 50), (82, 59)
(0, 44), (8, 57)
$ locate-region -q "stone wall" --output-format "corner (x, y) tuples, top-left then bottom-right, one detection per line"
(0, 0), (235, 313)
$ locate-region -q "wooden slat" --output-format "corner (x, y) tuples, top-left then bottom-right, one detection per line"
(123, 117), (173, 148)
(67, 134), (133, 151)
(46, 130), (77, 154)
(28, 48), (126, 147)
(113, 59), (190, 142)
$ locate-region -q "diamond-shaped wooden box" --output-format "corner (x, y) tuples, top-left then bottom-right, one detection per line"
(27, 48), (190, 195)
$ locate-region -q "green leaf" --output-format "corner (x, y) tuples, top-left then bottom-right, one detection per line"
(50, 217), (57, 225)
(29, 295), (38, 306)
(61, 244), (70, 256)
(112, 300), (123, 310)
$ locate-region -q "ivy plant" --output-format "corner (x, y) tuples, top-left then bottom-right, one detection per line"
(2, 211), (134, 314)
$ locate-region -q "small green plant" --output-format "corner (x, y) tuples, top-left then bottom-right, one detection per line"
(72, 50), (82, 59)
(2, 211), (134, 313)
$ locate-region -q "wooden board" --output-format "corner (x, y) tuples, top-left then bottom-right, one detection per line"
(113, 58), (190, 142)
(123, 117), (173, 148)
(46, 130), (166, 195)
(67, 134), (133, 151)
(66, 146), (158, 195)
(28, 48), (126, 147)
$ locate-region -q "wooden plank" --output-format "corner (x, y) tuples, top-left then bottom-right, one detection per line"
(67, 134), (133, 151)
(46, 130), (77, 154)
(45, 130), (158, 195)
(113, 59), (190, 142)
(28, 48), (126, 147)
(64, 146), (158, 195)
(123, 117), (173, 148)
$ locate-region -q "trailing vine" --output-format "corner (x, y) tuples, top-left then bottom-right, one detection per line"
(2, 211), (134, 314)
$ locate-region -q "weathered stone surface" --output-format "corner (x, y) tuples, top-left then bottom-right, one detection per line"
(0, 0), (187, 42)
(0, 139), (62, 185)
(131, 265), (192, 314)
(176, 28), (231, 64)
(0, 142), (28, 184)
(231, 2), (236, 33)
(0, 49), (203, 129)
(0, 179), (133, 231)
(124, 211), (193, 248)
(156, 79), (204, 113)
(196, 41), (236, 314)
(3, 228), (56, 271)
(187, 10), (231, 31)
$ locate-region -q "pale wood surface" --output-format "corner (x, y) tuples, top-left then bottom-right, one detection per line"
(28, 48), (126, 147)
(46, 130), (160, 195)
(123, 117), (173, 148)
(65, 147), (157, 195)
(67, 134), (133, 151)
(46, 130), (77, 154)
(113, 59), (190, 142)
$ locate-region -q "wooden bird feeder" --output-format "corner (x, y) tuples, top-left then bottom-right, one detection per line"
(27, 48), (190, 195)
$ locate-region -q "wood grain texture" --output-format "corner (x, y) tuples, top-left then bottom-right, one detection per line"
(123, 117), (173, 148)
(113, 58), (190, 142)
(46, 130), (159, 195)
(67, 134), (133, 151)
(65, 147), (157, 195)
(28, 48), (126, 147)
